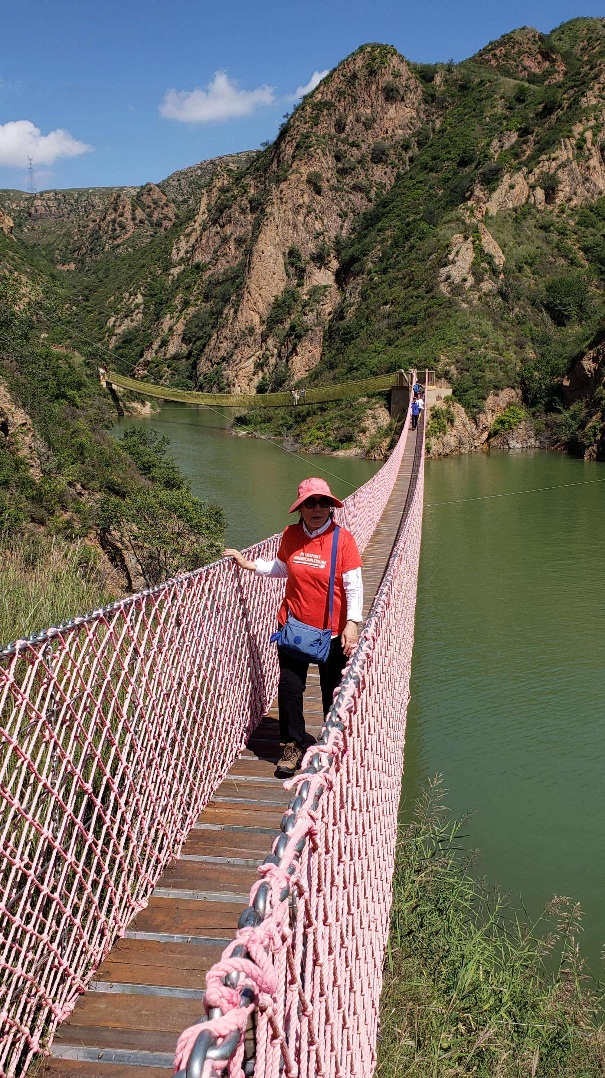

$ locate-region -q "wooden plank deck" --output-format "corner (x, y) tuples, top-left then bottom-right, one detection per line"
(41, 428), (418, 1078)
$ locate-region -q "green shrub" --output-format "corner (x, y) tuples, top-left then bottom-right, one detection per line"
(306, 171), (323, 195)
(490, 403), (526, 435)
(286, 246), (306, 285)
(426, 400), (455, 439)
(265, 287), (300, 337)
(414, 63), (437, 83)
(416, 123), (432, 148)
(383, 80), (404, 102)
(98, 486), (225, 586)
(539, 171), (559, 203)
(543, 271), (593, 325)
(547, 399), (590, 455)
(479, 161), (504, 189)
(310, 240), (332, 267)
(119, 427), (187, 490)
(540, 86), (562, 116)
(370, 140), (390, 164)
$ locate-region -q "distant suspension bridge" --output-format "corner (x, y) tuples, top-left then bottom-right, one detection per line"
(100, 368), (434, 413)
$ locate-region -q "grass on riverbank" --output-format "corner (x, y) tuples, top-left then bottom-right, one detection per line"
(378, 778), (605, 1077)
(0, 534), (119, 648)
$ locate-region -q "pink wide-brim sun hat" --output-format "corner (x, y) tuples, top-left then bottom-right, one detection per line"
(288, 477), (344, 514)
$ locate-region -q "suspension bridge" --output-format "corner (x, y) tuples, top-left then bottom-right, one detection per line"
(99, 368), (426, 415)
(0, 388), (426, 1078)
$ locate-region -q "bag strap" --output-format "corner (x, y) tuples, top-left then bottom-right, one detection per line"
(327, 525), (340, 629)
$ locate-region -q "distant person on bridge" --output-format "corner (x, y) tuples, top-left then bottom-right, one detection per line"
(412, 379), (422, 398)
(224, 478), (363, 777)
(411, 397), (421, 430)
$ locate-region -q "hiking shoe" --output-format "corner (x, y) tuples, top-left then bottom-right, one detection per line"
(275, 741), (304, 778)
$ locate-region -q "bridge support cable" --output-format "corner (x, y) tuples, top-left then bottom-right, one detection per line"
(0, 391), (416, 1078)
(100, 368), (415, 410)
(173, 404), (426, 1076)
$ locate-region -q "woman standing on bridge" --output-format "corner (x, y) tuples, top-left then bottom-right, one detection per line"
(224, 478), (363, 777)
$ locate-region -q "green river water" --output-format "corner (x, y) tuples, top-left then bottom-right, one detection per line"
(114, 404), (605, 975)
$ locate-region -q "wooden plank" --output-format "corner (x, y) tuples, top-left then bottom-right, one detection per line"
(40, 1061), (172, 1078)
(193, 803), (285, 828)
(56, 991), (204, 1037)
(181, 829), (270, 859)
(159, 858), (258, 893)
(214, 779), (290, 803)
(54, 1017), (192, 1052)
(130, 897), (246, 937)
(96, 939), (223, 990)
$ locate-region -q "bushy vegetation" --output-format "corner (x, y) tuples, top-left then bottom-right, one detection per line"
(378, 779), (605, 1076)
(490, 404), (527, 436)
(427, 398), (456, 440)
(0, 277), (225, 610)
(265, 287), (301, 337)
(233, 394), (394, 453)
(102, 427), (225, 583)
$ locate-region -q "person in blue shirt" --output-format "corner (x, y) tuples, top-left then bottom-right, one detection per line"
(412, 380), (422, 397)
(411, 397), (421, 430)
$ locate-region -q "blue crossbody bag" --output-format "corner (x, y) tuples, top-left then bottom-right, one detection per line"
(270, 526), (340, 664)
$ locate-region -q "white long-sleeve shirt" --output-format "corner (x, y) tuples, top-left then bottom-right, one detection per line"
(255, 519), (363, 623)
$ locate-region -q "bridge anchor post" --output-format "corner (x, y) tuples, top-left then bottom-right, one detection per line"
(389, 369), (412, 418)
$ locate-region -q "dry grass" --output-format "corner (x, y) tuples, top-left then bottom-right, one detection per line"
(0, 534), (119, 648)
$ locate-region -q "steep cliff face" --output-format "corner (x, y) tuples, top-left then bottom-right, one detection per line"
(202, 48), (423, 391)
(0, 187), (137, 264)
(74, 183), (178, 260)
(146, 45), (426, 392)
(562, 338), (605, 459)
(0, 208), (14, 238)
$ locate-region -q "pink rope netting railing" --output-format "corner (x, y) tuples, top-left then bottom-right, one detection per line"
(0, 411), (411, 1078)
(173, 409), (424, 1078)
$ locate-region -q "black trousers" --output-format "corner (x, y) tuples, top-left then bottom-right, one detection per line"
(277, 637), (347, 746)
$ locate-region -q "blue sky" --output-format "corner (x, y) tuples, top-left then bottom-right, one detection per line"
(0, 0), (602, 191)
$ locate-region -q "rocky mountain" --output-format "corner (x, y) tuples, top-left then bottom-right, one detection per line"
(1, 20), (605, 459)
(0, 151), (255, 267)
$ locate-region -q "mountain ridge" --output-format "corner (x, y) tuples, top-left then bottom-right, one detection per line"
(1, 19), (605, 460)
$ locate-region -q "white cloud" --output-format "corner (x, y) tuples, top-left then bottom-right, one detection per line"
(160, 71), (275, 123)
(291, 70), (330, 100)
(0, 120), (91, 168)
